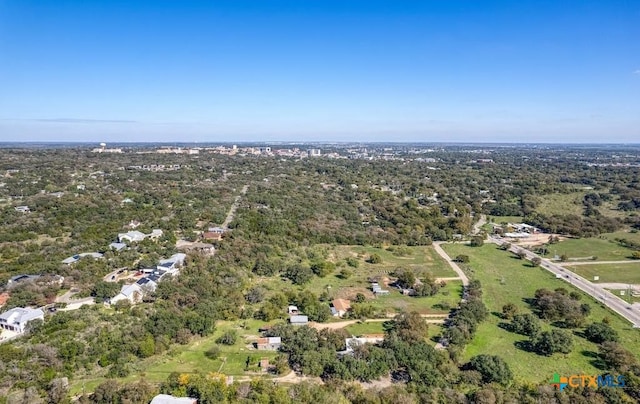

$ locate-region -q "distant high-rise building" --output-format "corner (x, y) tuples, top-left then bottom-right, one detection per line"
(309, 149), (321, 157)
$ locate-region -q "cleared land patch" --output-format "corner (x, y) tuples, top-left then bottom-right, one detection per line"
(565, 262), (640, 285)
(544, 237), (636, 261)
(441, 243), (640, 385)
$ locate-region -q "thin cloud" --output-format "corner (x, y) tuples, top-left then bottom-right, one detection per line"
(634, 69), (640, 75)
(33, 118), (137, 124)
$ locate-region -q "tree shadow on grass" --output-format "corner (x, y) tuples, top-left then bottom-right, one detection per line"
(514, 340), (537, 354)
(497, 322), (512, 332)
(581, 350), (606, 370)
(491, 311), (504, 319)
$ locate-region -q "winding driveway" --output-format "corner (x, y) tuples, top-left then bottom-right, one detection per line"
(433, 242), (469, 286)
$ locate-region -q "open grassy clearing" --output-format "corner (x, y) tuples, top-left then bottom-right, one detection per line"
(365, 280), (462, 315)
(330, 245), (457, 278)
(344, 321), (386, 336)
(442, 243), (640, 385)
(70, 319), (282, 395)
(566, 262), (640, 284)
(545, 237), (636, 261)
(258, 244), (459, 315)
(486, 216), (524, 225)
(601, 230), (640, 244)
(536, 192), (586, 216)
(535, 191), (623, 218)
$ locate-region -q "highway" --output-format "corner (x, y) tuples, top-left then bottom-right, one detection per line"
(488, 235), (640, 328)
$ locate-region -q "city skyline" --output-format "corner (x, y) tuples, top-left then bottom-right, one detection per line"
(1, 1), (639, 143)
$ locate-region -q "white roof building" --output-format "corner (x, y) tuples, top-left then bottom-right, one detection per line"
(110, 284), (143, 304)
(118, 231), (147, 243)
(0, 307), (44, 333)
(150, 394), (196, 404)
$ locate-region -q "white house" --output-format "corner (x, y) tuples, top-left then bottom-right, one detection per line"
(289, 315), (309, 325)
(117, 231), (147, 243)
(150, 395), (197, 404)
(157, 253), (187, 274)
(110, 284), (143, 304)
(344, 336), (384, 352)
(109, 242), (127, 251)
(0, 307), (44, 333)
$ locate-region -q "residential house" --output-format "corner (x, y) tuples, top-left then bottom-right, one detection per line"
(0, 307), (44, 333)
(117, 230), (146, 243)
(135, 277), (158, 293)
(14, 205), (30, 213)
(256, 337), (281, 350)
(149, 229), (164, 239)
(7, 274), (40, 287)
(202, 231), (223, 241)
(344, 336), (384, 352)
(371, 282), (389, 295)
(289, 315), (308, 325)
(330, 299), (351, 317)
(62, 252), (104, 265)
(109, 242), (127, 251)
(177, 240), (215, 255)
(157, 253), (187, 275)
(150, 395), (197, 404)
(110, 284), (143, 304)
(511, 223), (539, 234)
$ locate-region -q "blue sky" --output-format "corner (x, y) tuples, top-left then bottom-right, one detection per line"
(0, 0), (638, 143)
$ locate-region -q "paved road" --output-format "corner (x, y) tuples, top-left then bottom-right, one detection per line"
(488, 235), (640, 328)
(433, 242), (470, 286)
(564, 260), (640, 266)
(596, 283), (640, 290)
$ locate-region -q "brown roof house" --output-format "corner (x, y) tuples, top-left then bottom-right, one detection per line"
(331, 298), (351, 317)
(256, 337), (281, 351)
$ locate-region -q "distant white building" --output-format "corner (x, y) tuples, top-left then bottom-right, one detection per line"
(0, 307), (44, 334)
(150, 395), (197, 404)
(14, 206), (30, 213)
(117, 229), (163, 243)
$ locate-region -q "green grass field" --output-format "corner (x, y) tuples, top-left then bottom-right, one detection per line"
(258, 244), (459, 315)
(366, 280), (462, 315)
(536, 192), (586, 216)
(345, 321), (386, 336)
(70, 319), (282, 395)
(601, 231), (640, 244)
(566, 262), (640, 284)
(486, 216), (524, 225)
(330, 245), (457, 278)
(442, 243), (640, 385)
(548, 238), (636, 261)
